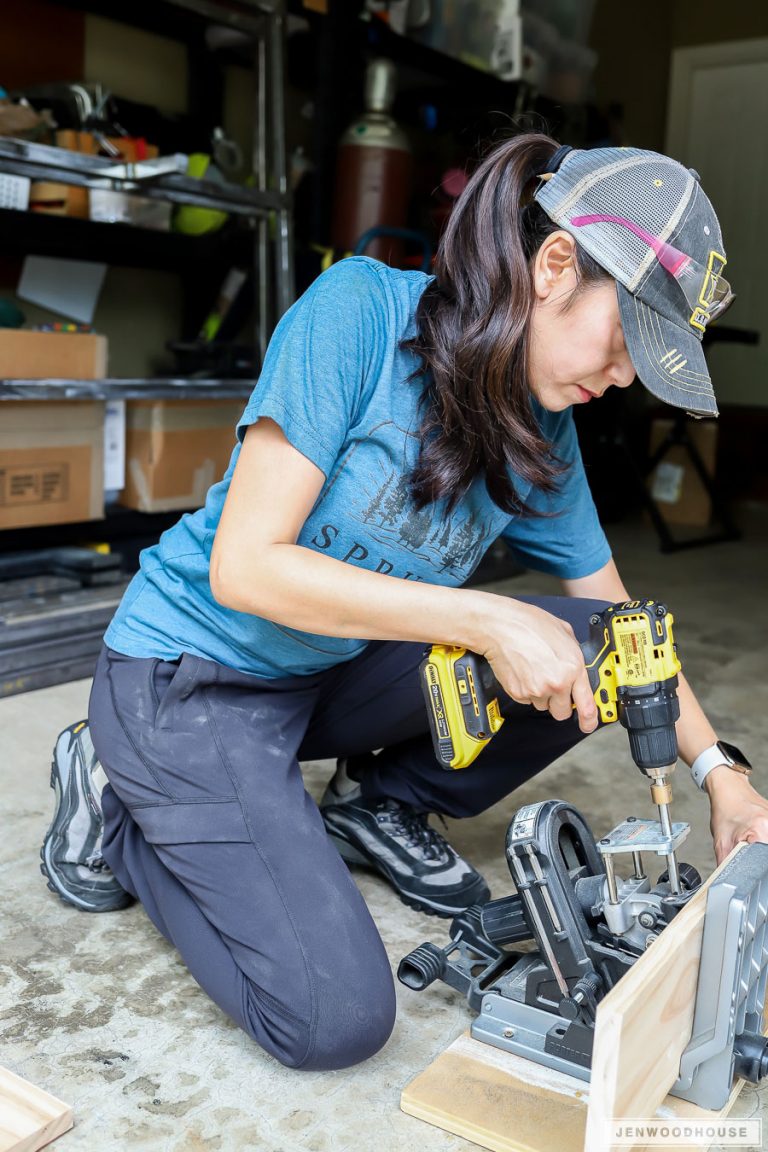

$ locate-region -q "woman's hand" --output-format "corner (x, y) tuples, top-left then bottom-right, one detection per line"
(706, 767), (768, 864)
(473, 597), (598, 733)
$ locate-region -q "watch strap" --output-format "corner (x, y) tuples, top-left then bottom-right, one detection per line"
(690, 742), (749, 790)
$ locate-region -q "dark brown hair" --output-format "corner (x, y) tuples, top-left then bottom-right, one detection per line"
(404, 132), (610, 514)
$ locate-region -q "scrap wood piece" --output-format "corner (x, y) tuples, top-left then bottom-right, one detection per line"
(401, 1031), (743, 1152)
(401, 1031), (589, 1152)
(0, 1066), (73, 1152)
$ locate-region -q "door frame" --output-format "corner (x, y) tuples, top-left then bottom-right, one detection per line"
(666, 37), (768, 158)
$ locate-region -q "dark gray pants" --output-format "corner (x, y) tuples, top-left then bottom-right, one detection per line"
(88, 595), (607, 1070)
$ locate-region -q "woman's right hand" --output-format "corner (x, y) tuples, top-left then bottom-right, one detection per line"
(470, 595), (598, 733)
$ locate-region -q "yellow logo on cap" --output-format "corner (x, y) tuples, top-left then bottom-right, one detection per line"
(690, 250), (728, 332)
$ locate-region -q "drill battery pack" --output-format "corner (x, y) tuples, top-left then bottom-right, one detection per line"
(420, 645), (504, 770)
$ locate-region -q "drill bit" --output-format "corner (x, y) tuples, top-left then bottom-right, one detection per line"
(649, 767), (681, 893)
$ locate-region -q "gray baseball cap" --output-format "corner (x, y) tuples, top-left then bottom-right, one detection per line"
(534, 146), (733, 417)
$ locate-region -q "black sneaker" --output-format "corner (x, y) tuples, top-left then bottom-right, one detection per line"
(40, 720), (133, 913)
(320, 759), (490, 917)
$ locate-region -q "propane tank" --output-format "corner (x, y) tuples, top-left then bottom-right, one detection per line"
(332, 58), (412, 266)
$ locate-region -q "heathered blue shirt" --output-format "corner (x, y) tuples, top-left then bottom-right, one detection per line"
(105, 257), (611, 678)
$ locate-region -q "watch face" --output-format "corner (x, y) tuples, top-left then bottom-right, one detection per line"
(719, 741), (753, 770)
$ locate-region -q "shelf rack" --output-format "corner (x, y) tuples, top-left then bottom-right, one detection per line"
(0, 0), (293, 373)
(0, 378), (254, 401)
(0, 0), (296, 693)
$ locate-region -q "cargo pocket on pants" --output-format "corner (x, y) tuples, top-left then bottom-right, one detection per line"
(136, 798), (251, 846)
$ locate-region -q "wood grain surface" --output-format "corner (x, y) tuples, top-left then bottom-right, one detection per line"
(0, 1066), (73, 1152)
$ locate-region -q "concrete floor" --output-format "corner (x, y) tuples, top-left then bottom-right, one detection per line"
(2, 510), (768, 1152)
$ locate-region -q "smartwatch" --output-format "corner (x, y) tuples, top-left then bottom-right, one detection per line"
(690, 740), (753, 791)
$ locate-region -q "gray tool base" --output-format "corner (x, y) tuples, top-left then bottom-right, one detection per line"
(471, 993), (591, 1083)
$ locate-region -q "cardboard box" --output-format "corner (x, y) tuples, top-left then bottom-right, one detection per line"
(0, 330), (108, 380)
(119, 399), (244, 513)
(28, 179), (85, 218)
(648, 417), (718, 526)
(0, 401), (105, 530)
(29, 132), (98, 219)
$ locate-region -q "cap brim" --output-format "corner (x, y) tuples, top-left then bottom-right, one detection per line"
(616, 283), (718, 417)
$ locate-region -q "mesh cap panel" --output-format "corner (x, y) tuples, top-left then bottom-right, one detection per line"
(535, 150), (696, 291)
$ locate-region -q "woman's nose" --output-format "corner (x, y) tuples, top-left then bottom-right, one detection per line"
(611, 350), (636, 390)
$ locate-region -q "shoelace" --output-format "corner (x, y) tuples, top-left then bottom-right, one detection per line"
(85, 852), (109, 873)
(376, 800), (449, 862)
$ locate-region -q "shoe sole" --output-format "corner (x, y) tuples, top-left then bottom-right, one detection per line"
(40, 730), (130, 914)
(41, 754), (100, 912)
(325, 830), (487, 919)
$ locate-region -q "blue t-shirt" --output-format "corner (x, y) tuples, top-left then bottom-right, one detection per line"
(105, 257), (611, 678)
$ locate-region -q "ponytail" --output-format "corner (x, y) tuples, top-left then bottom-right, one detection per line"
(404, 132), (609, 514)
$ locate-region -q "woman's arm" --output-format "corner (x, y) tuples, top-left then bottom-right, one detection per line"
(210, 419), (598, 730)
(212, 420), (481, 645)
(564, 557), (768, 862)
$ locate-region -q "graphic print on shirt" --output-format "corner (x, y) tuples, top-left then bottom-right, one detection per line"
(357, 469), (497, 578)
(305, 420), (507, 584)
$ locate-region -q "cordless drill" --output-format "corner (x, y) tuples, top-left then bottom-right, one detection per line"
(420, 601), (682, 877)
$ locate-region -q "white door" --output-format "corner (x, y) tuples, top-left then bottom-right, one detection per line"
(666, 39), (768, 407)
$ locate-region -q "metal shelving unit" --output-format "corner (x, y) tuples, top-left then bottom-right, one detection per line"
(0, 379), (254, 401)
(0, 0), (293, 376)
(0, 0), (294, 694)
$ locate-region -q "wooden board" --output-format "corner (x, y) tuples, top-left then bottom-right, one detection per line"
(401, 845), (749, 1152)
(0, 1067), (73, 1152)
(401, 1032), (742, 1152)
(402, 1032), (589, 1152)
(586, 845), (744, 1151)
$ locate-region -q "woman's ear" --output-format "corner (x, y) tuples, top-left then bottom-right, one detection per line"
(533, 231), (578, 299)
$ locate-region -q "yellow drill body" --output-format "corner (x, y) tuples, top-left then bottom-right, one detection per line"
(421, 601), (681, 772)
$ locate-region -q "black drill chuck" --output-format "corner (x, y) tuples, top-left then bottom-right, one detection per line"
(618, 681), (680, 772)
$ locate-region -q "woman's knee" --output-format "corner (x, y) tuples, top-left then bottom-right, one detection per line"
(244, 967), (396, 1071)
(299, 977), (397, 1070)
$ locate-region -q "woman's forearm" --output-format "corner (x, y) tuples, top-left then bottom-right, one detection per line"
(212, 539), (496, 651)
(211, 420), (506, 653)
(213, 540), (601, 732)
(674, 672), (718, 768)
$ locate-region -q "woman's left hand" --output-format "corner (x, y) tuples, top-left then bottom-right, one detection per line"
(707, 767), (768, 865)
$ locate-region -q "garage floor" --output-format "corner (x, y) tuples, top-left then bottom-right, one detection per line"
(2, 511), (767, 1152)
